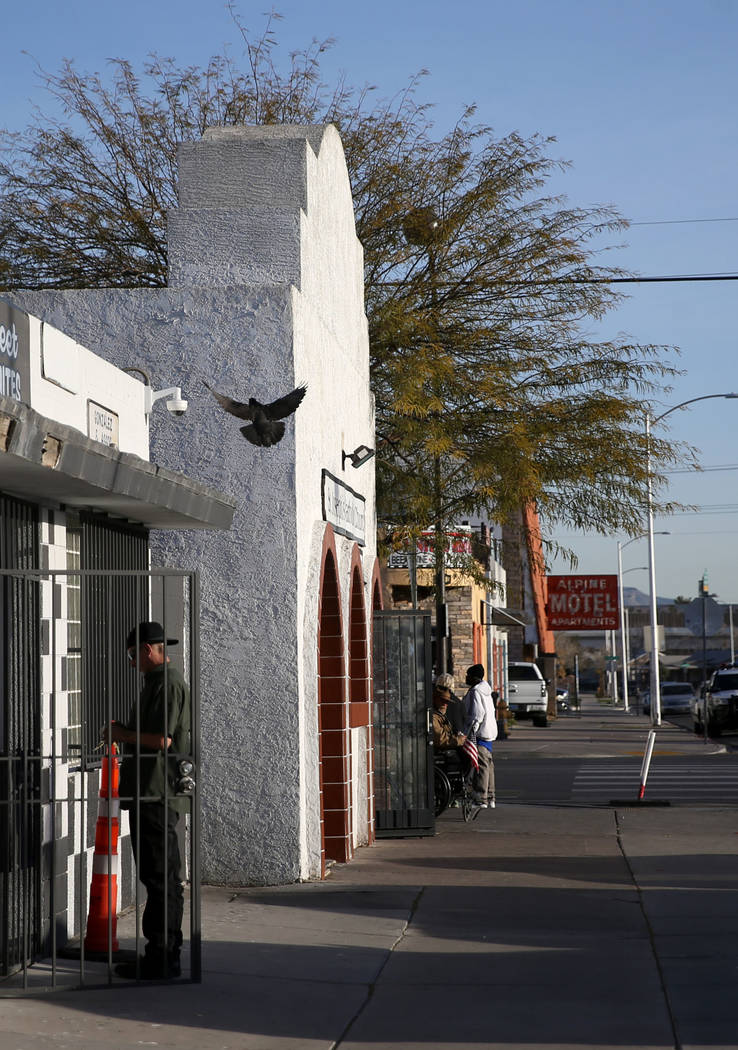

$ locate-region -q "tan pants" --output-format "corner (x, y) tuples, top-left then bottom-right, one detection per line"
(474, 746), (495, 803)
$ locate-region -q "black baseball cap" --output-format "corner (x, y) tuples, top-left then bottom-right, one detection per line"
(126, 621), (179, 649)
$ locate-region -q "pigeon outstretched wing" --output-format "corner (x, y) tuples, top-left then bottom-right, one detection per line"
(263, 385), (307, 419)
(202, 382), (255, 421)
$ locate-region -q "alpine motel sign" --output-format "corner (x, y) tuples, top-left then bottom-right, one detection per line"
(546, 574), (620, 631)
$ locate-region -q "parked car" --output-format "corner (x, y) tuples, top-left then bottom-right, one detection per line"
(577, 672), (600, 693)
(660, 682), (695, 715)
(508, 662), (548, 726)
(642, 682), (694, 716)
(692, 666), (738, 736)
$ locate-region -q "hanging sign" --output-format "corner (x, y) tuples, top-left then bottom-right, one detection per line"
(322, 470), (366, 546)
(387, 527), (473, 569)
(0, 300), (30, 405)
(546, 574), (620, 630)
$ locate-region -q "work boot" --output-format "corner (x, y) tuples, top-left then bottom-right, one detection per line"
(115, 954), (181, 980)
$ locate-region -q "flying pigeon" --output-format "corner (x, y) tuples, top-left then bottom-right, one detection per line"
(203, 381), (307, 447)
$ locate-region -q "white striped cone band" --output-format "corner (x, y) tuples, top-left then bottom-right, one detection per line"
(97, 799), (120, 818)
(92, 854), (120, 876)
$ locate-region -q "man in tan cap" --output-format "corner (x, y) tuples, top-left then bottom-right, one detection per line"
(432, 683), (465, 751)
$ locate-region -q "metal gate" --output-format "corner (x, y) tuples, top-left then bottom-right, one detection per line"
(0, 495), (40, 981)
(0, 566), (201, 991)
(372, 610), (434, 836)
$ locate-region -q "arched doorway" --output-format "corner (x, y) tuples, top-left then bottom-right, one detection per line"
(317, 536), (350, 871)
(368, 560), (384, 844)
(348, 554), (369, 846)
(349, 560), (370, 724)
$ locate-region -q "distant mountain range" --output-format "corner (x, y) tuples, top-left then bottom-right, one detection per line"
(623, 586), (678, 607)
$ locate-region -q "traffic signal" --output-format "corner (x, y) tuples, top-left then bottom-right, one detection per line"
(698, 576), (709, 597)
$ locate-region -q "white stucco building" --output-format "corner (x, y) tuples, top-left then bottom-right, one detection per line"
(11, 124), (379, 885)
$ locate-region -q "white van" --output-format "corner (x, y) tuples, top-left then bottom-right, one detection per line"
(692, 666), (738, 736)
(508, 662), (548, 726)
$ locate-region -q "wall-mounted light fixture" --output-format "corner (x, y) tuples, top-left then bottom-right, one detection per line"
(123, 367), (189, 419)
(342, 444), (375, 470)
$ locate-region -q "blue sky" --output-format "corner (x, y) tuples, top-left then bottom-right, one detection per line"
(4, 0), (738, 600)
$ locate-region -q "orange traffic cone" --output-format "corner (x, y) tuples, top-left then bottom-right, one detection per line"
(84, 744), (120, 952)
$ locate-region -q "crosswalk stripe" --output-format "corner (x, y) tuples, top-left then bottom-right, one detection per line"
(573, 774), (738, 780)
(573, 785), (738, 791)
(571, 759), (738, 801)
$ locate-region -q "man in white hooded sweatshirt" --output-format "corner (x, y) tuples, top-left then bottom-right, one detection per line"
(462, 664), (498, 808)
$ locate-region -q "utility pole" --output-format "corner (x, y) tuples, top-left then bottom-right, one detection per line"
(403, 205), (448, 675)
(433, 457), (448, 675)
(700, 572), (709, 742)
(700, 572), (709, 696)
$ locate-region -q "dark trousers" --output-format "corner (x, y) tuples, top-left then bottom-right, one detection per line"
(128, 804), (184, 962)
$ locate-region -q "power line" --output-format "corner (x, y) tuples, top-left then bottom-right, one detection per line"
(666, 463), (738, 475)
(575, 273), (738, 285)
(661, 507), (738, 516)
(389, 271), (738, 288)
(631, 216), (738, 227)
(509, 272), (738, 286)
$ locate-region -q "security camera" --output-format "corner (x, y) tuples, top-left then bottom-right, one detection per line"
(166, 397), (189, 417)
(145, 385), (188, 419)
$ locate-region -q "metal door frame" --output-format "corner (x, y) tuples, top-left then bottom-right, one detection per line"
(372, 609), (434, 837)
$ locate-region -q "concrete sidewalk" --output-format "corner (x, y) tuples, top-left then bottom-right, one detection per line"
(2, 704), (737, 1049)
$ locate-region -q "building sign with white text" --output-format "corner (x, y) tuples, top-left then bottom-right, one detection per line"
(546, 574), (620, 630)
(321, 470), (366, 546)
(387, 526), (473, 569)
(0, 300), (30, 406)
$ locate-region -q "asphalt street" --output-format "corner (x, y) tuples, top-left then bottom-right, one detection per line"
(496, 698), (734, 806)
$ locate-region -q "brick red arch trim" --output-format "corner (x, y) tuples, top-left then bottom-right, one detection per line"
(366, 556), (383, 845)
(348, 546), (370, 729)
(317, 526), (351, 869)
(370, 557), (383, 614)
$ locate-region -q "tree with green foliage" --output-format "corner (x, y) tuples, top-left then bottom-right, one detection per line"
(0, 12), (686, 570)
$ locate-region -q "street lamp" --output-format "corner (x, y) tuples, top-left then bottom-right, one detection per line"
(646, 393), (738, 726)
(621, 567), (649, 707)
(617, 535), (668, 712)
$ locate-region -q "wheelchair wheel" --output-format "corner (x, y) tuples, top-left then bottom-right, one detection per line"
(434, 766), (452, 816)
(461, 783), (475, 822)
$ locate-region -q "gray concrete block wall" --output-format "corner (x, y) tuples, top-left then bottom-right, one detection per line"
(168, 208), (301, 288)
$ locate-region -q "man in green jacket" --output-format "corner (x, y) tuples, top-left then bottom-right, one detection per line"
(106, 621), (190, 979)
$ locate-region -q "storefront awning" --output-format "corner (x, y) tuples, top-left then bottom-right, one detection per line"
(659, 653), (698, 669)
(0, 395), (236, 530)
(485, 606), (529, 628)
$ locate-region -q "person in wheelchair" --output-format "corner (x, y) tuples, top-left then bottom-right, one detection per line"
(432, 684), (465, 752)
(433, 684), (475, 816)
(433, 683), (470, 783)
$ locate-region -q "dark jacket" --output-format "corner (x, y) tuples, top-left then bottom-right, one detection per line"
(119, 663), (190, 811)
